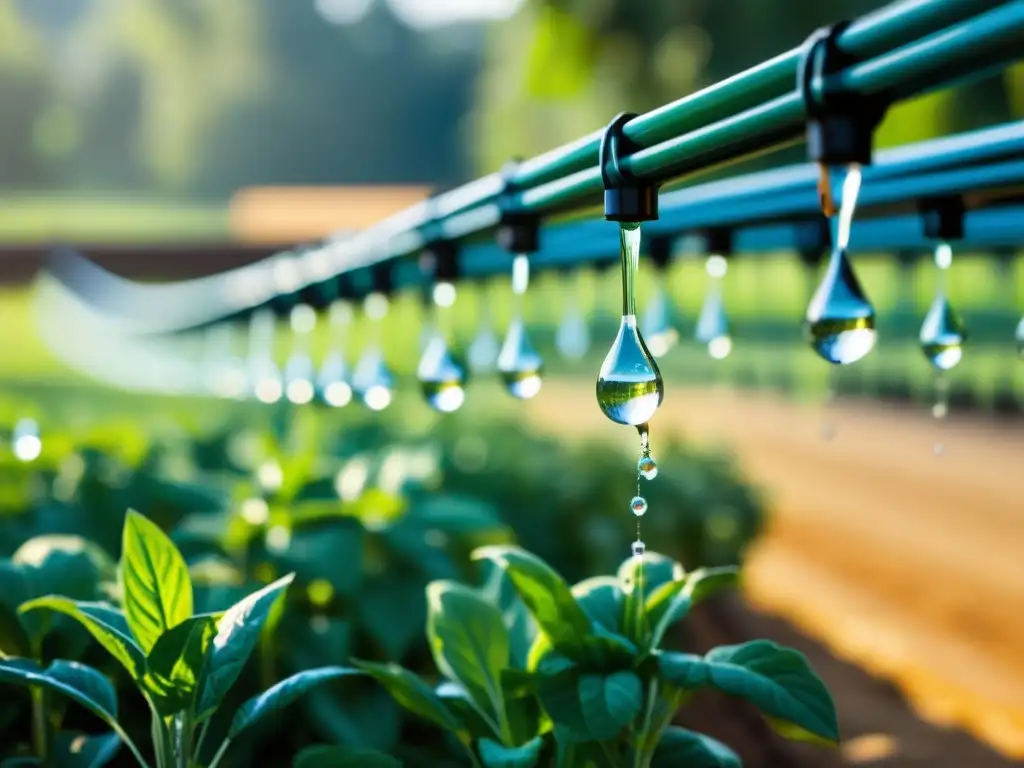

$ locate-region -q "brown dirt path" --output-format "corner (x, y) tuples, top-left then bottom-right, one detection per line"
(522, 382), (1024, 759)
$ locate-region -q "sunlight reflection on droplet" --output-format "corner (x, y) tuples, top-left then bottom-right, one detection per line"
(255, 377), (283, 404)
(285, 379), (315, 405)
(323, 381), (353, 407)
(240, 497), (270, 526)
(364, 385), (392, 411)
(708, 336), (733, 360)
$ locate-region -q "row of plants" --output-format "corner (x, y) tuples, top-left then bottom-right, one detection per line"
(0, 392), (820, 766)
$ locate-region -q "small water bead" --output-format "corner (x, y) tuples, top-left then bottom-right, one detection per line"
(497, 318), (544, 400)
(630, 496), (648, 516)
(638, 455), (658, 480)
(919, 294), (966, 371)
(1016, 316), (1024, 358)
(805, 248), (877, 365)
(417, 335), (467, 413)
(631, 540), (645, 558)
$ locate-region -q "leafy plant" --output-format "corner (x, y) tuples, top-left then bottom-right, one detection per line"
(0, 510), (392, 768)
(350, 545), (837, 767)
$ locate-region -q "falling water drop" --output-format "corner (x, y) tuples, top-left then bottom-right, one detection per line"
(353, 292), (395, 411)
(696, 255), (732, 360)
(631, 539), (645, 559)
(1016, 316), (1024, 359)
(418, 334), (467, 413)
(805, 166), (877, 365)
(498, 254), (543, 399)
(596, 223), (664, 426)
(630, 496), (648, 516)
(638, 455), (658, 480)
(920, 242), (966, 456)
(283, 304), (317, 405)
(317, 301), (353, 408)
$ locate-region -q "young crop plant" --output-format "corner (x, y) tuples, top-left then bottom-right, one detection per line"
(349, 546), (838, 767)
(0, 510), (392, 768)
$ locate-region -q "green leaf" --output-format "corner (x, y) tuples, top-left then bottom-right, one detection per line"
(704, 640), (838, 744)
(195, 574), (294, 720)
(570, 577), (623, 634)
(230, 667), (352, 738)
(353, 659), (464, 735)
(146, 613), (219, 715)
(500, 670), (542, 746)
(0, 659), (117, 727)
(426, 580), (509, 722)
(293, 745), (401, 768)
(578, 671), (642, 741)
(51, 730), (122, 768)
(647, 567), (740, 648)
(13, 536), (117, 603)
(436, 681), (496, 739)
(19, 598), (146, 680)
(473, 546), (591, 653)
(120, 510), (193, 652)
(0, 602), (29, 658)
(617, 553), (681, 644)
(536, 668), (589, 742)
(524, 5), (597, 99)
(478, 735), (544, 768)
(658, 642), (838, 744)
(650, 726), (741, 768)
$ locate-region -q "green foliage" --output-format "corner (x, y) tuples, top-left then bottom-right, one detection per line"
(355, 544), (837, 767)
(0, 510), (392, 768)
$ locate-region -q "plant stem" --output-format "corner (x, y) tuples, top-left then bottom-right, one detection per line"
(463, 740), (484, 768)
(112, 724), (155, 768)
(193, 719), (212, 764)
(207, 738), (232, 768)
(633, 681), (658, 768)
(30, 686), (47, 759)
(174, 714), (193, 768)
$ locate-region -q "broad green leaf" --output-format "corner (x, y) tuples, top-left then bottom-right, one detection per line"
(570, 577), (623, 634)
(353, 659), (464, 735)
(229, 667), (352, 738)
(659, 642), (838, 744)
(120, 510), (193, 652)
(293, 745), (401, 768)
(473, 546), (591, 653)
(478, 735), (544, 768)
(703, 640), (839, 744)
(0, 602), (29, 658)
(650, 726), (740, 767)
(426, 580), (509, 721)
(436, 681), (496, 739)
(536, 669), (589, 742)
(51, 730), (122, 768)
(19, 598), (145, 680)
(617, 553), (681, 644)
(578, 671), (642, 741)
(195, 574), (294, 720)
(500, 670), (542, 746)
(0, 659), (117, 727)
(13, 536), (117, 603)
(146, 614), (219, 715)
(647, 567), (740, 648)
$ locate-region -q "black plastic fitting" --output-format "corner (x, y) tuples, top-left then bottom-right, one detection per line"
(798, 22), (888, 166)
(497, 158), (540, 254)
(919, 196), (965, 241)
(600, 112), (658, 222)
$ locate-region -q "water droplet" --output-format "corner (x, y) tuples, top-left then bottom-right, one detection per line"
(932, 400), (948, 420)
(805, 248), (877, 364)
(284, 353), (316, 405)
(316, 351), (352, 408)
(631, 539), (646, 558)
(12, 418), (41, 462)
(556, 306), (591, 360)
(497, 318), (543, 399)
(596, 316), (664, 425)
(919, 293), (966, 371)
(695, 288), (731, 359)
(638, 455), (658, 480)
(417, 335), (467, 413)
(353, 348), (394, 411)
(630, 496), (648, 516)
(641, 288), (679, 358)
(1016, 316), (1024, 358)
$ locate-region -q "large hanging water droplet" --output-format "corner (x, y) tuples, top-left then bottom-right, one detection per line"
(695, 289), (732, 360)
(597, 317), (664, 425)
(641, 287), (678, 358)
(317, 351), (352, 408)
(417, 334), (467, 413)
(353, 348), (394, 411)
(497, 318), (543, 399)
(805, 248), (877, 364)
(638, 455), (657, 480)
(919, 293), (966, 371)
(556, 305), (591, 360)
